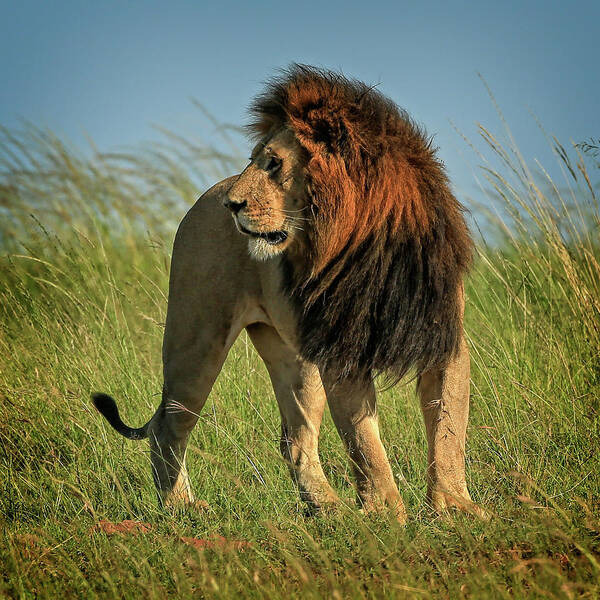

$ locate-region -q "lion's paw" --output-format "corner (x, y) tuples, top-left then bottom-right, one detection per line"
(429, 489), (489, 520)
(359, 495), (407, 525)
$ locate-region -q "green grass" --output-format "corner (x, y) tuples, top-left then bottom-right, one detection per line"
(0, 121), (599, 599)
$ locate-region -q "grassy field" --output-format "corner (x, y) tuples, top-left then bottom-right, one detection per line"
(0, 122), (599, 599)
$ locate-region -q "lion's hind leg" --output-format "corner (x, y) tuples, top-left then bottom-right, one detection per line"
(150, 330), (236, 509)
(247, 323), (339, 512)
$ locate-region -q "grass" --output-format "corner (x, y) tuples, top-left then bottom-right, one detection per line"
(0, 118), (599, 599)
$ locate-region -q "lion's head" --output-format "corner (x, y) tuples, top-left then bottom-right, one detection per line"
(226, 128), (310, 261)
(226, 65), (473, 381)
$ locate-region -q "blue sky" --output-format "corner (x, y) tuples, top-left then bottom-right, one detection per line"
(1, 0), (598, 202)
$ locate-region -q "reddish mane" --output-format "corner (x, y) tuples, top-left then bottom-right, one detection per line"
(249, 65), (473, 380)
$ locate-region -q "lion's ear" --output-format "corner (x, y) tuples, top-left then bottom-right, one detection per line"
(311, 113), (349, 154)
(296, 107), (351, 156)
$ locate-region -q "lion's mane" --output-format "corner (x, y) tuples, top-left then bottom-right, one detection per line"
(249, 65), (473, 381)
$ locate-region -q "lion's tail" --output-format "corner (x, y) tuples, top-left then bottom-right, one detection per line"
(92, 393), (149, 440)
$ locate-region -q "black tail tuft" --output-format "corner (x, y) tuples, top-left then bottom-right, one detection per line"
(92, 392), (148, 440)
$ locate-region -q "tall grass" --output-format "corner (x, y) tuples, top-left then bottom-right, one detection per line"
(0, 112), (598, 598)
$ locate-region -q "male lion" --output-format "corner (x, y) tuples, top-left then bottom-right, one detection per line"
(93, 65), (477, 522)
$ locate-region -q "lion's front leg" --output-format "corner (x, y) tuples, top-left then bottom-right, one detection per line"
(247, 324), (339, 511)
(326, 377), (406, 523)
(417, 336), (481, 515)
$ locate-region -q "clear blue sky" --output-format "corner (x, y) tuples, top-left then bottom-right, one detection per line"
(1, 0), (598, 202)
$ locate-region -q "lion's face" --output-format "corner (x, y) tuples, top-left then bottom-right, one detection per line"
(225, 129), (308, 260)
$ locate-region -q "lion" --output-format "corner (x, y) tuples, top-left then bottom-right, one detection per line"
(93, 65), (478, 522)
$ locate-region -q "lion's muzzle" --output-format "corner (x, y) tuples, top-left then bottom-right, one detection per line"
(223, 197), (246, 214)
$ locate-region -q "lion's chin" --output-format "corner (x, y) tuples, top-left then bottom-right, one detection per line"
(247, 236), (287, 261)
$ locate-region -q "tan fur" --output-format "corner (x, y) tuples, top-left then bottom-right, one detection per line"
(132, 129), (480, 521)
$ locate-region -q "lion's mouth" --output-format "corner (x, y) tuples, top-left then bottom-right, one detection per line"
(238, 224), (288, 245)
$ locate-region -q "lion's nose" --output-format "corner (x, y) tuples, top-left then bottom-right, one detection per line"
(223, 197), (247, 214)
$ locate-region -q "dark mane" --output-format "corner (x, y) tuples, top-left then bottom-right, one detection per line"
(250, 65), (473, 381)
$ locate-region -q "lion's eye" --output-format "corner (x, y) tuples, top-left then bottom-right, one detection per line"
(265, 155), (282, 174)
